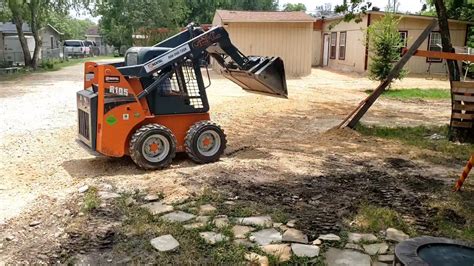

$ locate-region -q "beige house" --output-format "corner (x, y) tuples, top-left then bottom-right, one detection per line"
(212, 10), (314, 77)
(313, 11), (473, 74)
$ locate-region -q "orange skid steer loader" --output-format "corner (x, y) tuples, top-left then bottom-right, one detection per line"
(77, 25), (287, 170)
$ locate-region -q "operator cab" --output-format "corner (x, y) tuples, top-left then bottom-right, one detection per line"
(124, 47), (172, 66)
(124, 46), (210, 116)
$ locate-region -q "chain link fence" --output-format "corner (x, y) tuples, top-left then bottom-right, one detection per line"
(0, 45), (115, 68)
(0, 48), (62, 67)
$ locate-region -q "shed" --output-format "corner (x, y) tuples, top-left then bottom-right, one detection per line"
(212, 10), (314, 77)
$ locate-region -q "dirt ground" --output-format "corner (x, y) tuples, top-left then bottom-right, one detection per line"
(0, 62), (469, 262)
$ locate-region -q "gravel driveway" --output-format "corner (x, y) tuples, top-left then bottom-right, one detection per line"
(0, 62), (453, 225)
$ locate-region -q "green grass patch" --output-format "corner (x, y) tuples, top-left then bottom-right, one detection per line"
(429, 189), (474, 241)
(365, 88), (451, 100)
(353, 204), (413, 234)
(434, 215), (474, 241)
(356, 124), (473, 164)
(113, 196), (248, 264)
(39, 56), (117, 71)
(82, 187), (101, 212)
(0, 56), (118, 81)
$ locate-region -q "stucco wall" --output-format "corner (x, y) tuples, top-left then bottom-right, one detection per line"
(40, 27), (60, 50)
(322, 16), (369, 73)
(320, 14), (469, 75)
(377, 15), (468, 75)
(312, 30), (322, 66)
(213, 18), (313, 77)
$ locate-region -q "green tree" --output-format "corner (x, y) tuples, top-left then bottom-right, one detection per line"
(96, 0), (188, 48)
(282, 3), (306, 12)
(334, 0), (372, 23)
(186, 0), (278, 24)
(47, 12), (95, 40)
(96, 0), (279, 48)
(366, 13), (406, 82)
(0, 0), (12, 21)
(423, 0), (474, 21)
(6, 0), (33, 67)
(4, 0), (73, 69)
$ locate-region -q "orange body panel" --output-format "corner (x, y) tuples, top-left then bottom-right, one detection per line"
(85, 63), (210, 157)
(84, 62), (98, 89)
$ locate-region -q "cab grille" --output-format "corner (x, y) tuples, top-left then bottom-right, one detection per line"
(78, 109), (90, 140)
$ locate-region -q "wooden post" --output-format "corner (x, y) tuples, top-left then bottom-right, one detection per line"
(339, 20), (438, 129)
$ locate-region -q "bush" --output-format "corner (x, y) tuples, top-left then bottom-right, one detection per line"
(367, 13), (407, 83)
(40, 59), (56, 70)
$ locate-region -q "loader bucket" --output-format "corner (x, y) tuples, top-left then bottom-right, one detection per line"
(222, 57), (287, 98)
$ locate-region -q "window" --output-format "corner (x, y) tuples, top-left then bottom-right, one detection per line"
(339, 32), (346, 60)
(427, 32), (442, 63)
(63, 41), (82, 47)
(399, 31), (408, 56)
(330, 32), (337, 59)
(50, 36), (54, 49)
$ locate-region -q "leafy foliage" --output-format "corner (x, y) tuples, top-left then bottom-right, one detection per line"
(3, 0), (73, 68)
(366, 13), (406, 82)
(47, 12), (95, 40)
(95, 0), (279, 47)
(423, 0), (474, 21)
(0, 0), (12, 21)
(334, 0), (372, 23)
(282, 3), (306, 12)
(186, 0), (278, 24)
(96, 0), (188, 48)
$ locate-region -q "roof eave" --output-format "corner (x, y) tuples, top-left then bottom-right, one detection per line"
(222, 20), (314, 23)
(368, 11), (474, 25)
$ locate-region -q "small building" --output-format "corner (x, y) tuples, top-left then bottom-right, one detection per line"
(85, 26), (103, 47)
(0, 22), (62, 51)
(212, 10), (315, 77)
(312, 11), (473, 75)
(0, 22), (62, 64)
(85, 26), (115, 55)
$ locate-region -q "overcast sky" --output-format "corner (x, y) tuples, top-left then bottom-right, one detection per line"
(72, 0), (427, 23)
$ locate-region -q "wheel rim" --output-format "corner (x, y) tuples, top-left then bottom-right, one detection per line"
(197, 130), (221, 157)
(142, 134), (170, 163)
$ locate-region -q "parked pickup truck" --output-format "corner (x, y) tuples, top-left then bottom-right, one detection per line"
(63, 40), (90, 57)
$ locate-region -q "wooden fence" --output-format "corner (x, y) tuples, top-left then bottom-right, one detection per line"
(451, 81), (474, 129)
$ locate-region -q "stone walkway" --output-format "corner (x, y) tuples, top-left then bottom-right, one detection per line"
(137, 194), (410, 265)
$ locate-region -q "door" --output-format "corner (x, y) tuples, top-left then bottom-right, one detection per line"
(323, 34), (330, 66)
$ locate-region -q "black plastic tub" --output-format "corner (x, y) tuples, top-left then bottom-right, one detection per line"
(395, 236), (474, 266)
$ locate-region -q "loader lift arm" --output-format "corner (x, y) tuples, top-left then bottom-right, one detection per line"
(117, 25), (287, 98)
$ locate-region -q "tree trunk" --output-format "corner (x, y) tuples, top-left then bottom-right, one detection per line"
(12, 15), (33, 67)
(433, 0), (473, 141)
(433, 0), (460, 81)
(29, 0), (41, 70)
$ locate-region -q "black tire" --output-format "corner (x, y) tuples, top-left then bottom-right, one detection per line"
(129, 124), (176, 170)
(185, 121), (227, 164)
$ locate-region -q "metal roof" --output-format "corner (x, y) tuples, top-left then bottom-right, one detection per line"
(0, 22), (63, 34)
(215, 10), (315, 23)
(0, 22), (31, 33)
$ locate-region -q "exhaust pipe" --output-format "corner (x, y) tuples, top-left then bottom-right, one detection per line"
(222, 56), (288, 98)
